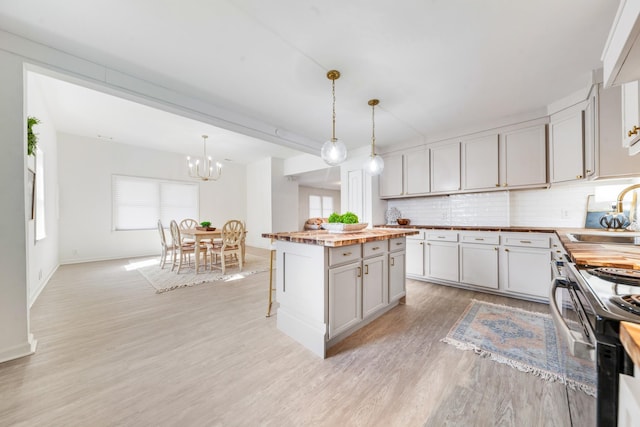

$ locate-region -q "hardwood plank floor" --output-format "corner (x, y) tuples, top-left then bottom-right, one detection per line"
(0, 248), (594, 426)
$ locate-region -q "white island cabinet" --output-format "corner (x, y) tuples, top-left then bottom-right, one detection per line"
(263, 228), (418, 358)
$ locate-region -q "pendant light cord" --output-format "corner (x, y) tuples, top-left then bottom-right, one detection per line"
(371, 102), (376, 157)
(331, 78), (336, 142)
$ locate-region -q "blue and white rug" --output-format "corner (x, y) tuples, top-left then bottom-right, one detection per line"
(442, 299), (596, 397)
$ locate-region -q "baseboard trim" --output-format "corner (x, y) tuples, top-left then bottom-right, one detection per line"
(0, 334), (37, 364)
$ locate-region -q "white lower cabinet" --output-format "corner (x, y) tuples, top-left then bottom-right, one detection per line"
(459, 243), (499, 289)
(427, 241), (459, 282)
(328, 261), (362, 338)
(389, 251), (406, 302)
(407, 230), (554, 301)
(406, 231), (426, 276)
(362, 255), (388, 318)
(501, 235), (552, 299)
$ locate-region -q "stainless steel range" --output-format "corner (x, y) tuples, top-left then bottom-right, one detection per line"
(551, 260), (639, 427)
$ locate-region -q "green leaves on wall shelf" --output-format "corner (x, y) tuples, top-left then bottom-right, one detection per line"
(27, 116), (40, 156)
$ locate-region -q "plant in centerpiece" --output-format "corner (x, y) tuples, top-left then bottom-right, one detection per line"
(323, 211), (367, 232)
(197, 221), (215, 231)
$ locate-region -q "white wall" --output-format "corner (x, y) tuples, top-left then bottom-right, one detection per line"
(26, 71), (59, 303)
(0, 50), (35, 363)
(298, 186), (341, 229)
(271, 158), (299, 233)
(246, 158), (272, 249)
(57, 133), (247, 263)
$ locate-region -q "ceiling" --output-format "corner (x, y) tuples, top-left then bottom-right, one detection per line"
(1, 0), (620, 182)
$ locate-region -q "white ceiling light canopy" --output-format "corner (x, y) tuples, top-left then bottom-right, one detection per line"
(320, 70), (348, 166)
(187, 135), (222, 181)
(364, 98), (384, 176)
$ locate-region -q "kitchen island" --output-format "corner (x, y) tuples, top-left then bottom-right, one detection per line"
(262, 228), (418, 358)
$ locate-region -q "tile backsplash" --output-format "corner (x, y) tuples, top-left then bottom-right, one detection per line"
(387, 179), (639, 228)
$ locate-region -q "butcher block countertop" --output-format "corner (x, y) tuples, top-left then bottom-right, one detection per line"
(262, 228), (419, 247)
(378, 224), (640, 269)
(621, 322), (640, 367)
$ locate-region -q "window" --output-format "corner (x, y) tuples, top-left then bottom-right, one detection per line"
(112, 175), (198, 230)
(309, 195), (334, 218)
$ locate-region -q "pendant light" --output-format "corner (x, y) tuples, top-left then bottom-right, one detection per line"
(364, 99), (384, 176)
(320, 70), (348, 166)
(186, 135), (222, 181)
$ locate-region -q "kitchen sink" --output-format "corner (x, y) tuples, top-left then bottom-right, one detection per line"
(567, 233), (640, 245)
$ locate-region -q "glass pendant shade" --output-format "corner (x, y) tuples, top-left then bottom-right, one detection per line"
(365, 153), (385, 176)
(321, 138), (348, 166)
(321, 70), (347, 166)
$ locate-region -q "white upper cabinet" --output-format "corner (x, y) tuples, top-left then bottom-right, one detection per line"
(622, 80), (640, 154)
(602, 0), (640, 87)
(462, 134), (499, 191)
(405, 147), (430, 195)
(431, 142), (460, 193)
(501, 124), (548, 188)
(379, 153), (403, 197)
(379, 147), (429, 198)
(549, 104), (585, 183)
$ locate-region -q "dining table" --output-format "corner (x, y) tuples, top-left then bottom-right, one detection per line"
(181, 228), (222, 273)
(181, 227), (247, 273)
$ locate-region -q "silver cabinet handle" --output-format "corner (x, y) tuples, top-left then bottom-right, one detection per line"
(390, 257), (395, 266)
(520, 240), (532, 244)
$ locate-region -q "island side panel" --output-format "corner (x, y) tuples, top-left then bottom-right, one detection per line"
(275, 240), (328, 358)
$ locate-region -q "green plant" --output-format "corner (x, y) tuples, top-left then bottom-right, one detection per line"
(27, 116), (40, 156)
(200, 221), (212, 227)
(327, 211), (359, 224)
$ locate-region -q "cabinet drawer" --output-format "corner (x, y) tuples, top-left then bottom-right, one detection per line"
(460, 233), (499, 245)
(502, 235), (550, 249)
(364, 241), (387, 258)
(389, 237), (406, 252)
(329, 245), (361, 266)
(427, 232), (458, 242)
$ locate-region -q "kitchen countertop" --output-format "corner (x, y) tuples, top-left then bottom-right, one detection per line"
(620, 322), (640, 367)
(262, 227), (419, 247)
(377, 224), (640, 269)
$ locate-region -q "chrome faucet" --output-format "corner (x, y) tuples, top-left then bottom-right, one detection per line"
(616, 183), (640, 224)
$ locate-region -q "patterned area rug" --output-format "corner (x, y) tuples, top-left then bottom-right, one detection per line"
(442, 300), (596, 397)
(131, 253), (272, 294)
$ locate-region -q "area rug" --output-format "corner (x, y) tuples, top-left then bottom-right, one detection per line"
(130, 253), (272, 294)
(442, 300), (596, 397)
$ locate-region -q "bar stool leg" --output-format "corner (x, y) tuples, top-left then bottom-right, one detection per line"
(266, 245), (276, 317)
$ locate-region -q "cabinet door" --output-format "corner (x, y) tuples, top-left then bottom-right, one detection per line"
(363, 256), (388, 318)
(622, 81), (640, 151)
(459, 244), (499, 289)
(379, 153), (403, 197)
(501, 124), (547, 188)
(462, 134), (499, 190)
(389, 251), (406, 302)
(406, 239), (425, 276)
(502, 247), (551, 299)
(427, 241), (459, 282)
(328, 262), (362, 338)
(584, 88), (596, 178)
(550, 109), (585, 183)
(431, 142), (460, 193)
(405, 147), (430, 195)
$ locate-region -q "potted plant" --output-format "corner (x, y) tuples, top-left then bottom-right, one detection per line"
(197, 221), (215, 231)
(322, 212), (367, 233)
(27, 116), (40, 156)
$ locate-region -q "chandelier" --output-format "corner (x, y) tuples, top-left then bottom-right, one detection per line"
(186, 135), (222, 181)
(364, 99), (384, 176)
(320, 70), (348, 166)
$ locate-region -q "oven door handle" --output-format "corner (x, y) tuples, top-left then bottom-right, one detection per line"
(549, 277), (595, 361)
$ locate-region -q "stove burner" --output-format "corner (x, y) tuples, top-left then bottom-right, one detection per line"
(609, 295), (640, 316)
(590, 267), (640, 286)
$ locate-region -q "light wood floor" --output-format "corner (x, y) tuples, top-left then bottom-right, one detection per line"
(1, 247), (594, 426)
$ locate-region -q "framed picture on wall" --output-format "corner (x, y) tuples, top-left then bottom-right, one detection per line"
(27, 169), (35, 220)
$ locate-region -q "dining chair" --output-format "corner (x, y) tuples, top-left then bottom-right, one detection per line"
(179, 218), (199, 244)
(207, 219), (244, 274)
(170, 220), (207, 273)
(157, 219), (173, 269)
